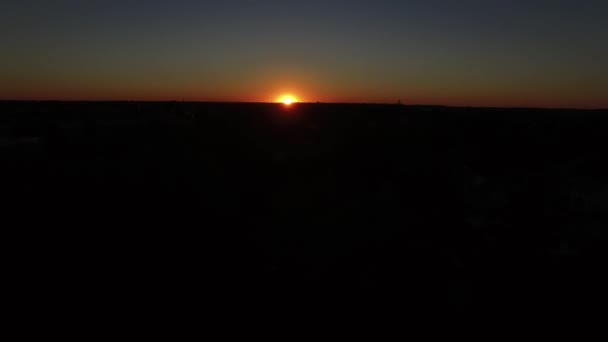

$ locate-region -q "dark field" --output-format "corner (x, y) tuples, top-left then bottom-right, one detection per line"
(3, 101), (608, 315)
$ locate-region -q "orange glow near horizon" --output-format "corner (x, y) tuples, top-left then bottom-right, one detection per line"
(2, 87), (607, 109)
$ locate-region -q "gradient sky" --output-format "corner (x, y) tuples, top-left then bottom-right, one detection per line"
(1, 0), (607, 108)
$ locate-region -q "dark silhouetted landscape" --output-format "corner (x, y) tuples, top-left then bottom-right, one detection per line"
(3, 101), (607, 316)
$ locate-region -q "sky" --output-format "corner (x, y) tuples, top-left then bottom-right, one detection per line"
(1, 0), (607, 108)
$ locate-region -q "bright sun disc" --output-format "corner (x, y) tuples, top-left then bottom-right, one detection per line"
(277, 95), (297, 105)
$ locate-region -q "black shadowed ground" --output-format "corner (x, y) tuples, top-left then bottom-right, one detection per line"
(2, 101), (607, 315)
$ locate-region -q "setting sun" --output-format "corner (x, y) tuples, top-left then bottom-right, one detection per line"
(277, 95), (298, 105)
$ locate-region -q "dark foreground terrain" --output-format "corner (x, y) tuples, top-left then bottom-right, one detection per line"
(2, 101), (608, 317)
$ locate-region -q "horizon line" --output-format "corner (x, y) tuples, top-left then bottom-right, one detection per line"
(0, 99), (605, 111)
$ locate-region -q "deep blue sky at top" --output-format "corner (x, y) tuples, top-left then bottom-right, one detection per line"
(1, 0), (607, 107)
